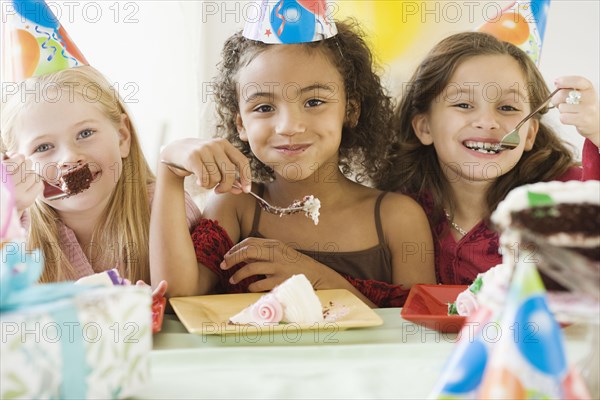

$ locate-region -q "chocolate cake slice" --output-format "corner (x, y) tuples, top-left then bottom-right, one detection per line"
(60, 162), (93, 195)
(493, 181), (600, 262)
(492, 181), (600, 292)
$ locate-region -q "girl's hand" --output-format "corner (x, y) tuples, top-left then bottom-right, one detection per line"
(2, 154), (44, 215)
(160, 138), (252, 193)
(553, 76), (600, 147)
(220, 237), (340, 292)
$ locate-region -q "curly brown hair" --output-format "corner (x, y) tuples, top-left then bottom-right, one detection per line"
(213, 19), (394, 184)
(378, 32), (576, 223)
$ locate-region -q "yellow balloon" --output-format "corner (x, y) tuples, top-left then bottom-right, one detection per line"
(335, 0), (424, 63)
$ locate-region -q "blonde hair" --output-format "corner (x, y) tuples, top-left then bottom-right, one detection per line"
(1, 66), (155, 283)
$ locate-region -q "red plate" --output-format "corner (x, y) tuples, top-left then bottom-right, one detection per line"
(401, 284), (469, 333)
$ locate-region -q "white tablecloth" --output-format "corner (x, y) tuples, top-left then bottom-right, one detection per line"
(136, 308), (592, 399)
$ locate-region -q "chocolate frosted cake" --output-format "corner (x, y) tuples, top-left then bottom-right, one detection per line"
(492, 181), (600, 292)
(493, 181), (600, 262)
(60, 162), (93, 195)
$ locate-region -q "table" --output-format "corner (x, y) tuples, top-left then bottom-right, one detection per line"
(135, 309), (593, 399)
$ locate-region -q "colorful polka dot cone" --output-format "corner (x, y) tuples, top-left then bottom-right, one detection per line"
(242, 0), (337, 44)
(1, 0), (89, 82)
(430, 260), (590, 399)
(476, 0), (550, 65)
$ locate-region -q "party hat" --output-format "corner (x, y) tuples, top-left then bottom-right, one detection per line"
(476, 0), (551, 65)
(478, 260), (569, 398)
(1, 0), (88, 82)
(243, 0), (337, 44)
(429, 306), (497, 399)
(431, 259), (590, 399)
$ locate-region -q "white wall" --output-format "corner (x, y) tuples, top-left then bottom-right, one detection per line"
(10, 0), (600, 168)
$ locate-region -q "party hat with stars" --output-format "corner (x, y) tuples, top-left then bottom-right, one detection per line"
(476, 0), (551, 65)
(1, 0), (89, 83)
(243, 0), (337, 44)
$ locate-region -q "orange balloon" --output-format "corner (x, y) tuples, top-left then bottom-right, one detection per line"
(478, 12), (530, 45)
(13, 29), (40, 79)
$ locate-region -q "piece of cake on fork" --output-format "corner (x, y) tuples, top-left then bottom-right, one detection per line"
(60, 162), (93, 196)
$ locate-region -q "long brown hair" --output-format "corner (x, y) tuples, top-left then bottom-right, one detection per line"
(213, 19), (394, 185)
(379, 32), (576, 223)
(1, 66), (154, 283)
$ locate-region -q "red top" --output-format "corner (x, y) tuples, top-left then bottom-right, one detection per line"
(423, 139), (600, 285)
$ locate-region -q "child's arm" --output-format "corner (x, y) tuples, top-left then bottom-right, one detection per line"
(382, 193), (437, 287)
(150, 160), (218, 297)
(150, 138), (249, 297)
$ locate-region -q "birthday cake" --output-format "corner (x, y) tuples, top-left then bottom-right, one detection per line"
(229, 274), (325, 325)
(448, 264), (512, 316)
(492, 180), (600, 262)
(60, 162), (93, 196)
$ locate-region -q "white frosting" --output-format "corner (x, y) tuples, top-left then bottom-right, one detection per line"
(301, 195), (321, 225)
(229, 274), (324, 325)
(451, 264), (513, 316)
(492, 180), (600, 229)
(455, 290), (479, 316)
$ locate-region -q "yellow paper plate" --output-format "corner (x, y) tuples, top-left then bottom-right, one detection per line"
(170, 289), (383, 335)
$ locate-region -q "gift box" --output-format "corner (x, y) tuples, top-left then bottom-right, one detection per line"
(0, 246), (152, 399)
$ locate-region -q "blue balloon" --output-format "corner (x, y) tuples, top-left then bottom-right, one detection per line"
(514, 295), (566, 375)
(270, 0), (316, 44)
(531, 0), (551, 38)
(442, 338), (488, 394)
(13, 0), (60, 29)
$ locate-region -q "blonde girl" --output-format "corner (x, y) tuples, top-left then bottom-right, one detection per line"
(1, 65), (201, 283)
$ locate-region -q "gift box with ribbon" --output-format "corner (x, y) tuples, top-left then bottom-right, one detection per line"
(0, 248), (152, 399)
(0, 166), (151, 399)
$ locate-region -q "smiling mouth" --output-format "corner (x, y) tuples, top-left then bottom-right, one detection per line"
(463, 140), (502, 155)
(275, 144), (310, 152)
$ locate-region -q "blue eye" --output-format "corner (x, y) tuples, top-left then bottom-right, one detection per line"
(78, 129), (95, 139)
(34, 143), (53, 153)
(306, 99), (324, 107)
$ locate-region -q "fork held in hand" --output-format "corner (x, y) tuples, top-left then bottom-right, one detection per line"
(160, 160), (303, 216)
(497, 87), (563, 151)
(1, 152), (69, 201)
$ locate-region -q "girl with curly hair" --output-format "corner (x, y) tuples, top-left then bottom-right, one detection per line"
(378, 32), (600, 286)
(152, 19), (436, 307)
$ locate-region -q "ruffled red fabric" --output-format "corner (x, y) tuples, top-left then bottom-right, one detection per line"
(191, 219), (258, 294)
(342, 274), (409, 308)
(191, 218), (409, 307)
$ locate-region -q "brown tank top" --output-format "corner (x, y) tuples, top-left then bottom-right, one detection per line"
(248, 186), (392, 282)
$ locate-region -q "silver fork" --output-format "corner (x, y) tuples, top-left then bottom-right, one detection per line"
(496, 87), (562, 151)
(160, 160), (304, 216)
(1, 152), (69, 201)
